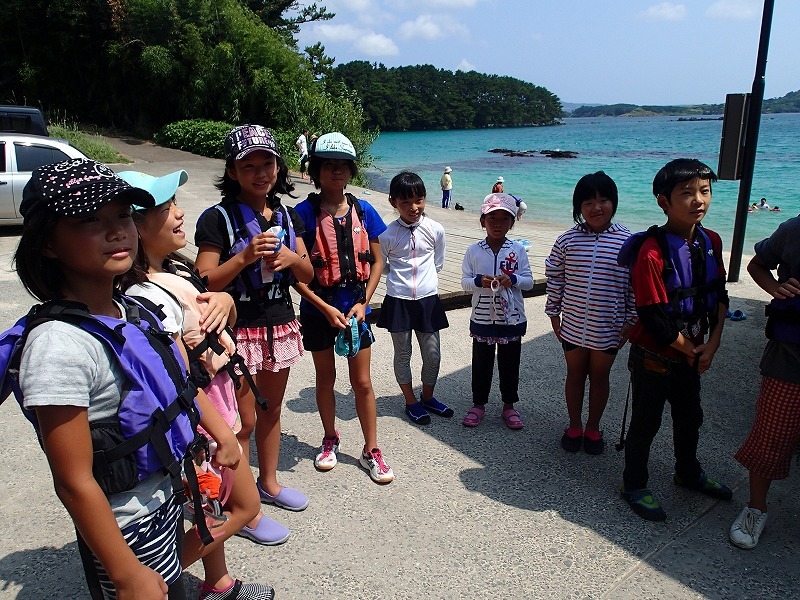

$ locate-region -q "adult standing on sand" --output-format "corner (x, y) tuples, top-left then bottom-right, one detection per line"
(441, 166), (453, 209)
(297, 128), (310, 179)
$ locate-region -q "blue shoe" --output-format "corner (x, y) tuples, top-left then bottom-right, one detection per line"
(236, 515), (290, 546)
(621, 486), (667, 521)
(257, 481), (309, 511)
(405, 402), (431, 425)
(674, 471), (732, 500)
(420, 395), (454, 417)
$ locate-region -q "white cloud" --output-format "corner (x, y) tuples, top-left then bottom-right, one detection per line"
(356, 33), (400, 56)
(313, 23), (363, 43)
(640, 2), (687, 21)
(399, 15), (442, 40)
(706, 0), (759, 20)
(456, 59), (476, 72)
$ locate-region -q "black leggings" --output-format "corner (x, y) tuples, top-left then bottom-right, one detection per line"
(471, 338), (521, 406)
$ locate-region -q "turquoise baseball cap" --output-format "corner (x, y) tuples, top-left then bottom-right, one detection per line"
(117, 170), (189, 208)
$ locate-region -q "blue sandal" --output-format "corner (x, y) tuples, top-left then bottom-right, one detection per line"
(731, 309), (747, 321)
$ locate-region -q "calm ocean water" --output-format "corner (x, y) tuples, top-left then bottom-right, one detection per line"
(365, 113), (800, 249)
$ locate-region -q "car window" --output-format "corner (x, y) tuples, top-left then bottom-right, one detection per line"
(15, 143), (71, 172)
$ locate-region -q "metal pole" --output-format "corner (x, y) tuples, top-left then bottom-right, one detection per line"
(727, 0), (775, 282)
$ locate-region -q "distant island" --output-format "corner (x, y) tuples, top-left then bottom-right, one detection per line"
(332, 62), (563, 131)
(565, 89), (799, 117)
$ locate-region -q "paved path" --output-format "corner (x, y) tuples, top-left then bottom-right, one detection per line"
(0, 139), (798, 599)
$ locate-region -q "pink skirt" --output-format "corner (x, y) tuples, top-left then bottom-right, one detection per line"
(197, 371), (241, 439)
(234, 320), (304, 374)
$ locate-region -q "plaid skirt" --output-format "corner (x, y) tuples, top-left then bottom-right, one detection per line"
(735, 376), (800, 480)
(234, 320), (303, 374)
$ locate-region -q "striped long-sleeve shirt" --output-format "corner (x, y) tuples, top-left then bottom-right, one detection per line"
(545, 222), (637, 350)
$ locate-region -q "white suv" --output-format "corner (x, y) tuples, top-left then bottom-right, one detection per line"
(0, 134), (87, 225)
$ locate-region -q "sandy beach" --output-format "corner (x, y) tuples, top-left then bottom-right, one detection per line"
(0, 138), (797, 599)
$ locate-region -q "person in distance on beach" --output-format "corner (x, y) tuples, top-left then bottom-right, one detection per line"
(378, 171), (452, 425)
(293, 132), (395, 484)
(441, 166), (453, 209)
(545, 171), (636, 455)
(617, 158), (732, 522)
(461, 193), (533, 429)
(729, 216), (800, 549)
(492, 176), (504, 194)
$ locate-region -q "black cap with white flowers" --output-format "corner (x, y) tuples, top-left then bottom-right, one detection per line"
(20, 158), (154, 221)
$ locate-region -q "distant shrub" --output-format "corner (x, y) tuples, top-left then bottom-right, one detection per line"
(155, 119), (233, 158)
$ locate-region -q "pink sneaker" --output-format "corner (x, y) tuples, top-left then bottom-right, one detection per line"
(314, 431), (340, 471)
(359, 447), (394, 484)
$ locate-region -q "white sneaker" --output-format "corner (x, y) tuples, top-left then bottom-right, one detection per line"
(314, 431), (340, 471)
(359, 447), (394, 484)
(729, 506), (768, 549)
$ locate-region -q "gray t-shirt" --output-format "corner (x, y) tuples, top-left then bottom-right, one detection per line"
(754, 216), (800, 384)
(20, 314), (173, 529)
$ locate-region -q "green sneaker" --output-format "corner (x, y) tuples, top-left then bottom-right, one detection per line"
(673, 471), (732, 500)
(621, 486), (667, 521)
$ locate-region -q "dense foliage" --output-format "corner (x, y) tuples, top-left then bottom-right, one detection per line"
(331, 62), (563, 131)
(568, 89), (800, 117)
(0, 0), (370, 155)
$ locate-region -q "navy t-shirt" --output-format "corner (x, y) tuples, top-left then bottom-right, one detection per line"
(293, 196), (386, 315)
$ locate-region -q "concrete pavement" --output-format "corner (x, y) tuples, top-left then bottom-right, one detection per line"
(0, 138), (798, 599)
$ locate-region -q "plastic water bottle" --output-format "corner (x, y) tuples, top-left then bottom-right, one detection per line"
(260, 226), (285, 283)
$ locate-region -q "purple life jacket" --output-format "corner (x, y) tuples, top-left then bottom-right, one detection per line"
(0, 295), (201, 496)
(209, 201), (298, 296)
(765, 294), (800, 345)
(619, 225), (722, 336)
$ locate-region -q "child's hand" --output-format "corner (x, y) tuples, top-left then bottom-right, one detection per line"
(323, 304), (349, 329)
(260, 243), (297, 273)
(773, 277), (800, 299)
(692, 340), (719, 375)
(114, 564), (168, 599)
(480, 276), (495, 288)
(347, 302), (367, 324)
(496, 274), (513, 289)
(243, 232), (273, 264)
(549, 315), (562, 341)
(211, 437), (241, 471)
(196, 292), (235, 334)
(618, 323), (633, 348)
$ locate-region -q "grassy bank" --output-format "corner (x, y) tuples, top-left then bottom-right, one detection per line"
(49, 122), (130, 164)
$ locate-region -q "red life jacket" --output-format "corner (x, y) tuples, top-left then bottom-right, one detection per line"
(310, 193), (374, 287)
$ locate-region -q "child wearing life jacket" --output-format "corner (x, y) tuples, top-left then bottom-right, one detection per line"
(728, 217), (800, 549)
(119, 170), (275, 599)
(617, 158), (732, 522)
(195, 125), (314, 544)
(545, 172), (636, 455)
(7, 159), (241, 599)
(293, 132), (394, 484)
(377, 171), (452, 425)
(461, 193), (534, 429)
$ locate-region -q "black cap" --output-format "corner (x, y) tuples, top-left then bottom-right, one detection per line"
(20, 158), (154, 222)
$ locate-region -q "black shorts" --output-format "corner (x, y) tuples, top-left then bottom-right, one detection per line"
(562, 339), (618, 356)
(300, 310), (375, 353)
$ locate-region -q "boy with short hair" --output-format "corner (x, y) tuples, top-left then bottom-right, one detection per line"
(617, 158), (732, 521)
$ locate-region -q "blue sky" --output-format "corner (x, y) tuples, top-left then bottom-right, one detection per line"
(296, 0), (799, 106)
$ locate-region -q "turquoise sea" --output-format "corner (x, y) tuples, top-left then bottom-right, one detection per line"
(365, 113), (800, 249)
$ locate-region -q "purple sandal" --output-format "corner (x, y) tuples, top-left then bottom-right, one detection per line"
(501, 408), (524, 430)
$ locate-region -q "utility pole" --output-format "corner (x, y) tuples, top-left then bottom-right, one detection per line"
(727, 0), (775, 282)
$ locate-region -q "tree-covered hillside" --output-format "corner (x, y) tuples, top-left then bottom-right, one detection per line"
(568, 89), (799, 117)
(332, 62), (563, 131)
(0, 0), (367, 145)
